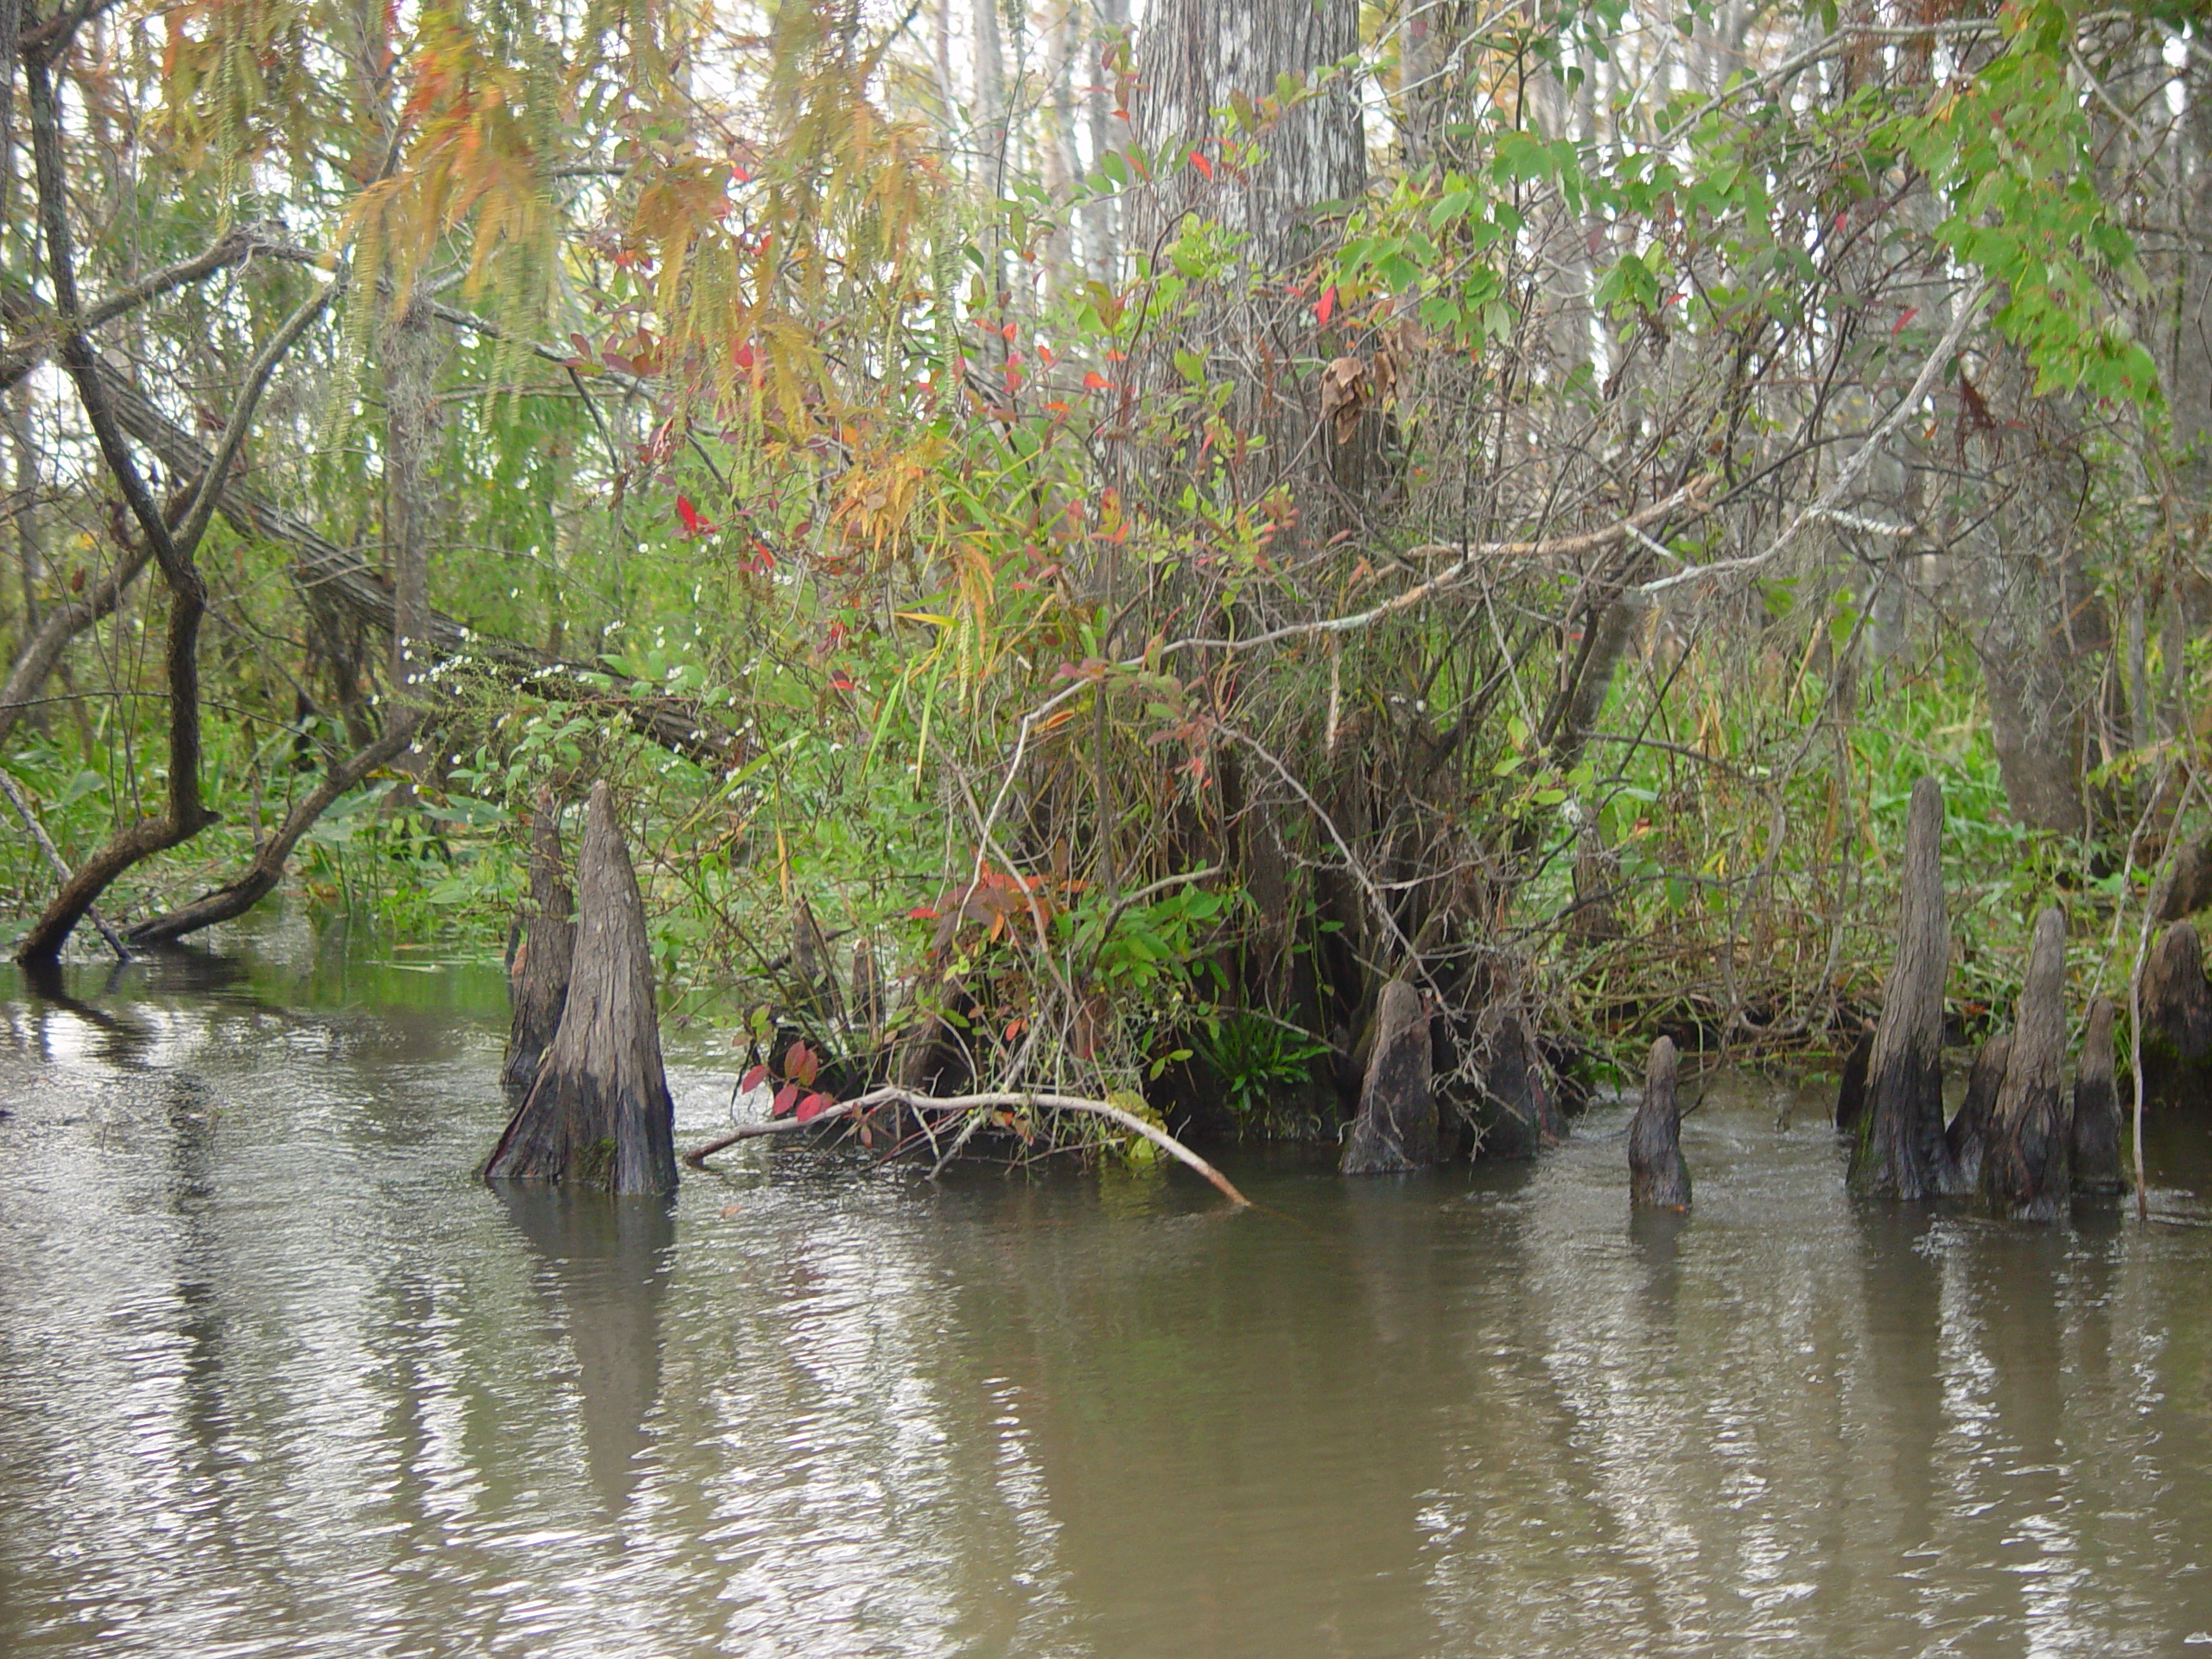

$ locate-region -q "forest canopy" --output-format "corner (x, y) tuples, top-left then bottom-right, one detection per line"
(3, 0), (2210, 1128)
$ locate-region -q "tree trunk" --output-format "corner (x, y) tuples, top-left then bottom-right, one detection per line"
(502, 788), (575, 1091)
(485, 781), (677, 1193)
(126, 712), (420, 946)
(1629, 1035), (1691, 1209)
(1980, 906), (2071, 1221)
(1847, 776), (1957, 1198)
(1340, 976), (1436, 1173)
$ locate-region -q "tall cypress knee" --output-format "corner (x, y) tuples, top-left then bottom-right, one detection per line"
(2070, 996), (2126, 1197)
(503, 789), (575, 1092)
(1847, 776), (1959, 1198)
(1981, 906), (2070, 1222)
(1630, 1036), (1691, 1209)
(485, 781), (676, 1193)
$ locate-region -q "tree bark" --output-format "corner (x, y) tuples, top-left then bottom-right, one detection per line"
(1980, 906), (2071, 1221)
(485, 781), (677, 1193)
(1847, 776), (1958, 1198)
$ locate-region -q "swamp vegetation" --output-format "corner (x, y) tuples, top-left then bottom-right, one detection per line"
(6, 0), (2212, 1166)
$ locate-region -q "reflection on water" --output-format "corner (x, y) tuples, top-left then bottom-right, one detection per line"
(6, 929), (2212, 1656)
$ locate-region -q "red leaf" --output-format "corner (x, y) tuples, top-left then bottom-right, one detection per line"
(786, 1041), (820, 1087)
(1187, 148), (1213, 181)
(1083, 370), (1110, 391)
(676, 494), (716, 537)
(1314, 285), (1337, 328)
(772, 1083), (799, 1117)
(908, 905), (941, 920)
(741, 1063), (769, 1092)
(828, 669), (856, 692)
(796, 1091), (831, 1123)
(1892, 306), (1918, 336)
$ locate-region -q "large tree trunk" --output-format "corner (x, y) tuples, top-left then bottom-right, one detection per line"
(1125, 0), (1366, 543)
(485, 781), (677, 1194)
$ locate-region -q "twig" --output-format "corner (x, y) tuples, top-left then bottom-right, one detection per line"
(684, 1085), (1250, 1207)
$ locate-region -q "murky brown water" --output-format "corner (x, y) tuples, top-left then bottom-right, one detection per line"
(6, 925), (2212, 1656)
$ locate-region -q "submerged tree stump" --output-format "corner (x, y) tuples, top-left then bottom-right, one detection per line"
(2139, 920), (2212, 1101)
(1630, 1036), (1691, 1209)
(2070, 996), (2126, 1197)
(1944, 1032), (2011, 1192)
(1981, 906), (2071, 1222)
(1471, 1001), (1567, 1160)
(1847, 776), (1959, 1199)
(485, 782), (677, 1193)
(502, 790), (575, 1092)
(1341, 978), (1438, 1174)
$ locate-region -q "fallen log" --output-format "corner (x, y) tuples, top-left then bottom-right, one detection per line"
(1847, 776), (1959, 1199)
(1341, 977), (1438, 1174)
(1629, 1036), (1692, 1209)
(2070, 996), (2126, 1197)
(1980, 906), (2071, 1222)
(502, 789), (575, 1092)
(681, 1085), (1251, 1207)
(484, 782), (675, 1193)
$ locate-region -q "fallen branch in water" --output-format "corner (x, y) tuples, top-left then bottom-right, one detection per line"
(682, 1086), (1250, 1208)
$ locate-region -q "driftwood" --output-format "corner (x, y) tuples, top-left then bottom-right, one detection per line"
(484, 782), (675, 1193)
(681, 1085), (1250, 1207)
(1470, 1001), (1567, 1160)
(502, 790), (575, 1092)
(1341, 977), (1438, 1173)
(1945, 1032), (2011, 1191)
(1981, 906), (2071, 1222)
(1847, 776), (1959, 1199)
(2070, 996), (2126, 1197)
(2139, 920), (2212, 1099)
(1629, 1036), (1691, 1209)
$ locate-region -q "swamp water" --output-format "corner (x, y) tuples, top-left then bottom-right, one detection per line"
(6, 925), (2212, 1656)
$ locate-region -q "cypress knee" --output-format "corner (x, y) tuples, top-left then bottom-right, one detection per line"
(2070, 996), (2126, 1197)
(485, 781), (677, 1193)
(1341, 978), (1437, 1174)
(502, 789), (575, 1092)
(2139, 920), (2212, 1100)
(1981, 906), (2070, 1222)
(1471, 1001), (1567, 1160)
(1945, 1031), (2011, 1191)
(1834, 1023), (1873, 1135)
(1847, 776), (1959, 1198)
(1630, 1036), (1691, 1209)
